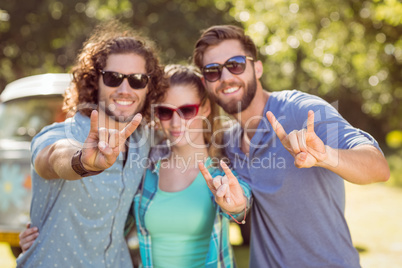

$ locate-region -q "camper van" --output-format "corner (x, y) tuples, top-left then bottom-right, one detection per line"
(0, 73), (70, 256)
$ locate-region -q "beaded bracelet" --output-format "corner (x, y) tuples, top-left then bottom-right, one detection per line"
(226, 203), (247, 224)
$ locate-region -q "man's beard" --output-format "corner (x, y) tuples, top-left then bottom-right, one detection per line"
(213, 77), (257, 115)
(101, 100), (145, 123)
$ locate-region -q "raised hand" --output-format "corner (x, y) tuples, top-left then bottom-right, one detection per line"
(198, 160), (247, 214)
(80, 110), (142, 171)
(266, 110), (327, 168)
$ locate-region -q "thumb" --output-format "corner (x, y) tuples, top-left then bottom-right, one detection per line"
(294, 152), (307, 168)
(216, 184), (228, 198)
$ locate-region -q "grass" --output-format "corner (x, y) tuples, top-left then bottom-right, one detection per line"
(233, 245), (250, 268)
(345, 181), (402, 267)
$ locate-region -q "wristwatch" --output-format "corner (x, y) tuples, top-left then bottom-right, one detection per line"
(71, 150), (103, 177)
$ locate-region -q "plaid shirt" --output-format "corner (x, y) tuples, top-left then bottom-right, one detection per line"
(133, 157), (252, 268)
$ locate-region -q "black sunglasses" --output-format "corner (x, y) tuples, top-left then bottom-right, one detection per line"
(155, 104), (200, 121)
(100, 70), (151, 89)
(202, 55), (254, 82)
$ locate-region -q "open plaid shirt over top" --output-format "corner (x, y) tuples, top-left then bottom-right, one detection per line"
(133, 155), (252, 268)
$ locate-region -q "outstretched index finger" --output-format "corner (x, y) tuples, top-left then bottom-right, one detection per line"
(266, 111), (287, 140)
(198, 162), (214, 190)
(120, 113), (142, 140)
(307, 110), (315, 134)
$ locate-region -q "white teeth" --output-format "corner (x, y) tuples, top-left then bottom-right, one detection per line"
(115, 100), (133, 106)
(223, 87), (239, 94)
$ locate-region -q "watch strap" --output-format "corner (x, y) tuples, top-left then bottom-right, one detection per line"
(71, 150), (103, 177)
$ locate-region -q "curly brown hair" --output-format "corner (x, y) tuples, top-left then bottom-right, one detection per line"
(64, 20), (167, 121)
(193, 25), (258, 70)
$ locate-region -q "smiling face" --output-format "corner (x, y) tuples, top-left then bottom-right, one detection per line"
(201, 39), (258, 115)
(158, 84), (210, 149)
(98, 53), (148, 123)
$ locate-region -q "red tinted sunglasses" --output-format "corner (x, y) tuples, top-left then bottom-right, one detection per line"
(155, 104), (200, 121)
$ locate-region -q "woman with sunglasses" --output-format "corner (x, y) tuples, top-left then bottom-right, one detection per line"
(19, 64), (251, 268)
(133, 64), (251, 268)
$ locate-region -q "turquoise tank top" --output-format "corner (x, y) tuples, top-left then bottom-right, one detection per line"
(144, 171), (215, 268)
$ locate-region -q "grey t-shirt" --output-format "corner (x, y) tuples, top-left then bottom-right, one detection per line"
(17, 112), (150, 268)
(224, 90), (378, 268)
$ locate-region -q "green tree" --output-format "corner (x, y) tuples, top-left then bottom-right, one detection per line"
(2, 0), (400, 144)
(0, 0), (235, 92)
(221, 0), (402, 143)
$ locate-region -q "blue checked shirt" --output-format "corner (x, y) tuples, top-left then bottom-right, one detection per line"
(133, 156), (252, 268)
(17, 112), (150, 268)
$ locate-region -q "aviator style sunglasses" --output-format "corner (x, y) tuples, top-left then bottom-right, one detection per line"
(202, 55), (254, 82)
(100, 70), (151, 89)
(155, 104), (200, 121)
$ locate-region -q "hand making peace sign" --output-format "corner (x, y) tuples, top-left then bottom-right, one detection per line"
(198, 160), (247, 214)
(80, 110), (142, 172)
(266, 110), (327, 168)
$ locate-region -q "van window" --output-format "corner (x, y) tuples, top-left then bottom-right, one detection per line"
(0, 96), (64, 141)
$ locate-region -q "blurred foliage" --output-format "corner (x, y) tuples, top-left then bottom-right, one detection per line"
(0, 0), (401, 144)
(386, 130), (402, 149)
(0, 0), (236, 91)
(221, 0), (402, 143)
(386, 130), (402, 188)
(386, 150), (402, 187)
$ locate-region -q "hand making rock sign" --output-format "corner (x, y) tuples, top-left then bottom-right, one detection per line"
(198, 160), (248, 216)
(80, 110), (143, 172)
(35, 110), (143, 180)
(266, 110), (327, 168)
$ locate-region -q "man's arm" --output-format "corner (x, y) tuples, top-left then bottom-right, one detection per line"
(34, 139), (83, 180)
(318, 144), (389, 185)
(267, 110), (390, 185)
(34, 110), (142, 180)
